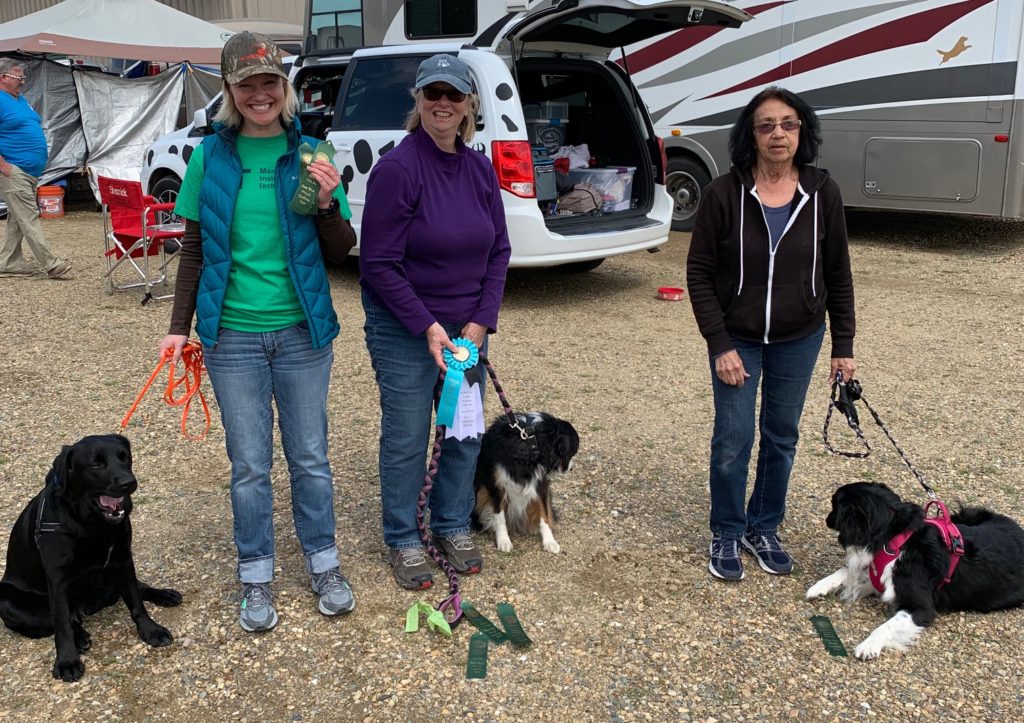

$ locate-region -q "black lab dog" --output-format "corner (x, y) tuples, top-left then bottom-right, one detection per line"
(807, 481), (1024, 659)
(473, 412), (579, 554)
(0, 434), (181, 682)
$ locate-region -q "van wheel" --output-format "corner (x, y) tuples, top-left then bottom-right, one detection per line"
(151, 176), (182, 224)
(667, 157), (710, 232)
(556, 258), (605, 273)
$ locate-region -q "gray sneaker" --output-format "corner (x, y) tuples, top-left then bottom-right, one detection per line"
(389, 546), (434, 590)
(436, 532), (483, 574)
(239, 582), (278, 632)
(311, 567), (355, 616)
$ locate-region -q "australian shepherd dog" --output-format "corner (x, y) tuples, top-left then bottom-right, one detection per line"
(472, 413), (579, 554)
(806, 481), (1024, 659)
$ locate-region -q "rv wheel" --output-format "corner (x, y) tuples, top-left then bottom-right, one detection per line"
(667, 157), (710, 232)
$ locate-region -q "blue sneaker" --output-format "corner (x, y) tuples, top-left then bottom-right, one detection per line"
(741, 531), (793, 575)
(239, 582), (278, 632)
(708, 536), (745, 580)
(311, 567), (356, 616)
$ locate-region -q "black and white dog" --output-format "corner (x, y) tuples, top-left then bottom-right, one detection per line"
(806, 481), (1024, 659)
(473, 412), (579, 554)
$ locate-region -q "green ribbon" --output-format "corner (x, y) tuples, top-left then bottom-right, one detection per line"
(289, 140), (336, 215)
(405, 601), (452, 637)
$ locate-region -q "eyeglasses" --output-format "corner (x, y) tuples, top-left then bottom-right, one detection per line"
(2, 73), (27, 83)
(421, 86), (467, 103)
(754, 119), (801, 135)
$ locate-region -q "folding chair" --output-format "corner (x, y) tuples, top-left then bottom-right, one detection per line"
(98, 175), (183, 303)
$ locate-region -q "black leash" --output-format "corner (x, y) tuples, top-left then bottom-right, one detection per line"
(823, 373), (936, 499)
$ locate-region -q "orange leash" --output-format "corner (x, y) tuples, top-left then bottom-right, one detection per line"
(120, 341), (211, 440)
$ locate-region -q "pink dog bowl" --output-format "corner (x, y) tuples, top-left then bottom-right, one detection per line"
(657, 287), (685, 301)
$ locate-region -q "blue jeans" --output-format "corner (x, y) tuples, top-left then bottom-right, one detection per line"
(708, 324), (825, 539)
(203, 323), (339, 583)
(362, 291), (484, 549)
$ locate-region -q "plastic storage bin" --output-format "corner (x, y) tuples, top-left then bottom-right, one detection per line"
(532, 146), (557, 201)
(566, 166), (634, 212)
(524, 102), (569, 154)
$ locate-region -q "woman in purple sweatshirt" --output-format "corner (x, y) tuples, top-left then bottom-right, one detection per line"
(360, 54), (511, 590)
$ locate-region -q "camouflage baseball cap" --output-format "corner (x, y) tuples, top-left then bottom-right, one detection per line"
(222, 31), (288, 85)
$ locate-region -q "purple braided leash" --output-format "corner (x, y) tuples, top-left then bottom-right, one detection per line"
(417, 354), (527, 626)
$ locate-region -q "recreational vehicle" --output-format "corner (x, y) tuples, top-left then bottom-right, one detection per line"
(640, 0), (1024, 229)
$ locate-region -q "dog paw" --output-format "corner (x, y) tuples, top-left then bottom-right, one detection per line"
(543, 539), (561, 554)
(147, 587), (183, 607)
(53, 657), (85, 682)
(139, 622), (173, 647)
(854, 639), (884, 660)
(806, 580), (832, 599)
(496, 534), (513, 553)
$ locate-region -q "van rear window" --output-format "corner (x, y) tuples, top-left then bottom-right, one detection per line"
(406, 0), (475, 38)
(336, 57), (420, 131)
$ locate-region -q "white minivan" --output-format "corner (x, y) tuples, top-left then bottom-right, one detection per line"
(296, 1), (749, 270)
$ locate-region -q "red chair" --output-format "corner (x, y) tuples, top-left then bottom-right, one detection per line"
(98, 175), (183, 302)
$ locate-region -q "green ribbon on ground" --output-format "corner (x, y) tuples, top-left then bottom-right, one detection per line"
(405, 601), (452, 637)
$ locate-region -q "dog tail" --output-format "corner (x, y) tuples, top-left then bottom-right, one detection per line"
(951, 505), (997, 526)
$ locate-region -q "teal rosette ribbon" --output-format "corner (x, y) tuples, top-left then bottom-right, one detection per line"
(437, 337), (479, 428)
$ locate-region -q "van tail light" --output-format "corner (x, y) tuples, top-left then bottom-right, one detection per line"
(657, 136), (667, 185)
(492, 141), (535, 198)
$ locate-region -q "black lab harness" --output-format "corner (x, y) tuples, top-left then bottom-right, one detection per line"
(824, 375), (965, 592)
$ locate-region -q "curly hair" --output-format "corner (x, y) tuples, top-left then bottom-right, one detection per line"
(728, 86), (822, 170)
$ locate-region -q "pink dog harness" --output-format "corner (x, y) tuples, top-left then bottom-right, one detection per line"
(870, 499), (965, 593)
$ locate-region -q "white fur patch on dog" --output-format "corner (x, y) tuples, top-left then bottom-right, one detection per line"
(494, 463), (542, 532)
(806, 548), (881, 602)
(855, 610), (923, 659)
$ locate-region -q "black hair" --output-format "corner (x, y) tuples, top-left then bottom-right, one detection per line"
(728, 86), (822, 170)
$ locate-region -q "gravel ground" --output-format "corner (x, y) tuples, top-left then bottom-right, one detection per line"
(1, 208), (1022, 722)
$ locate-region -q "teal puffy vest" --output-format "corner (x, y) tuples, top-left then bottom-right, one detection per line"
(193, 119), (339, 349)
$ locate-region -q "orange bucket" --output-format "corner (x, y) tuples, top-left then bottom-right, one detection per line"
(37, 185), (65, 218)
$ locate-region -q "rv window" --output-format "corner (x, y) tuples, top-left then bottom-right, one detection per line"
(309, 0), (363, 50)
(336, 57), (420, 131)
(406, 0), (475, 39)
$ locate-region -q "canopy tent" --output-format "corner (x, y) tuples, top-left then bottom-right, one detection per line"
(8, 56), (220, 188)
(0, 0), (232, 63)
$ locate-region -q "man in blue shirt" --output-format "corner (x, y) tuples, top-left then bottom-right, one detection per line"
(0, 58), (72, 279)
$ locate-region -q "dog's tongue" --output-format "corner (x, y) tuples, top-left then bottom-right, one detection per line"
(99, 495), (123, 511)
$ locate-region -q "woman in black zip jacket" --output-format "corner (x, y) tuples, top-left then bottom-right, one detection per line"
(686, 86), (856, 582)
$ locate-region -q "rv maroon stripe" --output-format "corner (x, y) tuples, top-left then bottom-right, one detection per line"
(619, 1), (788, 74)
(705, 0), (995, 99)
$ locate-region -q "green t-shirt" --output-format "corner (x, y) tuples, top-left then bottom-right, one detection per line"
(175, 132), (352, 333)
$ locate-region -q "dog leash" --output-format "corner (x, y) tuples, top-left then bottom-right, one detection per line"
(412, 340), (536, 629)
(119, 341), (211, 441)
(823, 372), (935, 499)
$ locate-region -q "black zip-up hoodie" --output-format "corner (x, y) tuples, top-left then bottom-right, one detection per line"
(686, 164), (855, 359)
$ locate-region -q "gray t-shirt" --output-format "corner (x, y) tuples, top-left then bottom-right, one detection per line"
(762, 202), (792, 252)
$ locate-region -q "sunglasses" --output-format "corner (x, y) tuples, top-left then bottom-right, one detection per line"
(754, 119), (801, 135)
(421, 86), (467, 103)
(2, 73), (27, 82)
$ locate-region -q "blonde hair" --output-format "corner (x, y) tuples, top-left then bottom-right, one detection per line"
(404, 89), (480, 144)
(214, 76), (299, 130)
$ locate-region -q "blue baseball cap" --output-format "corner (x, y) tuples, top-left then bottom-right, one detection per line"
(415, 54), (473, 94)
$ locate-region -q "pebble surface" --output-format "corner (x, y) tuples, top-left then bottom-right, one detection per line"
(0, 209), (1022, 721)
